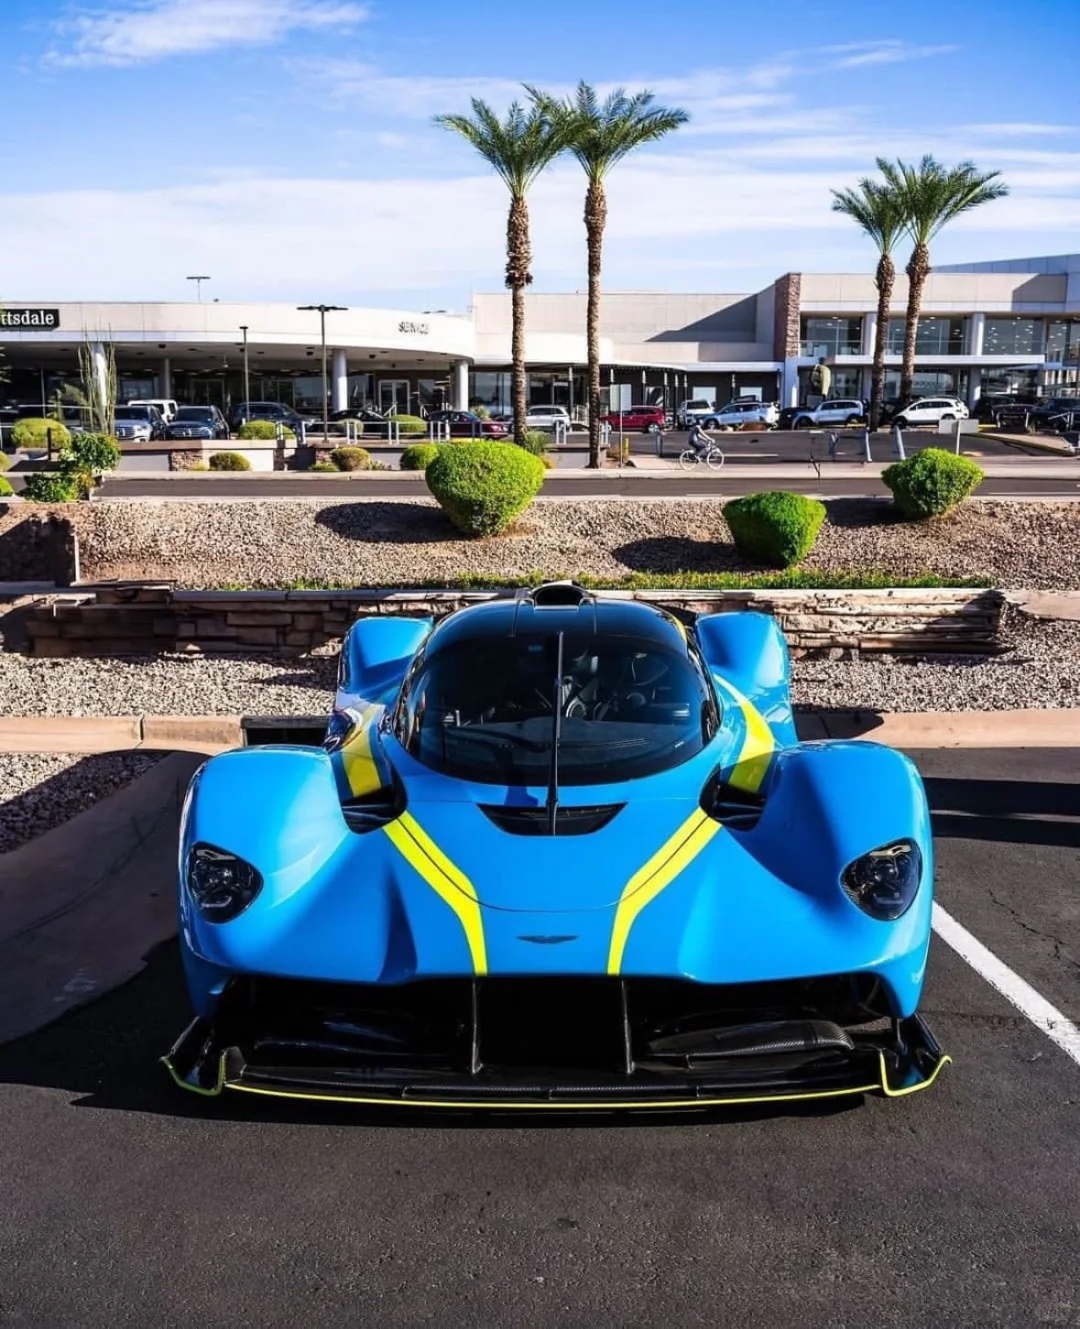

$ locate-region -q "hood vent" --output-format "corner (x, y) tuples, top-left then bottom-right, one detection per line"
(480, 803), (624, 837)
(700, 772), (766, 832)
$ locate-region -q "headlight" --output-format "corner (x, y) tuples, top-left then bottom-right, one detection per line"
(186, 843), (263, 922)
(841, 839), (922, 921)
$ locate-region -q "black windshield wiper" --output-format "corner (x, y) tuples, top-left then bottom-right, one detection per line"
(547, 631), (564, 836)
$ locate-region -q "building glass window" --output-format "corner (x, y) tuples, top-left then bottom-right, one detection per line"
(884, 369), (967, 403)
(800, 316), (863, 356)
(1046, 321), (1080, 366)
(471, 372), (511, 411)
(983, 318), (1043, 356)
(886, 317), (966, 355)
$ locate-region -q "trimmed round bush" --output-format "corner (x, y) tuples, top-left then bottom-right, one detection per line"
(882, 448), (984, 520)
(724, 491), (826, 568)
(21, 472), (80, 503)
(12, 417), (71, 450)
(392, 414), (426, 437)
(0, 475), (13, 497)
(238, 419), (295, 441)
(425, 441), (545, 537)
(0, 452), (11, 471)
(209, 450), (253, 471)
(400, 442), (443, 471)
(329, 446), (371, 472)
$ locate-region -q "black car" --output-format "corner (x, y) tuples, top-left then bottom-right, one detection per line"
(164, 405), (231, 441)
(232, 401), (313, 433)
(1028, 397), (1080, 431)
(326, 407), (389, 436)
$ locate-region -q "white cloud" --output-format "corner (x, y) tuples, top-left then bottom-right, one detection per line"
(49, 0), (367, 66)
(821, 40), (957, 68)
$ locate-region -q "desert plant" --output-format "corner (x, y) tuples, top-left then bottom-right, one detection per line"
(606, 438), (630, 465)
(74, 337), (118, 436)
(208, 451), (253, 471)
(518, 429), (552, 457)
(329, 446), (371, 472)
(310, 460), (338, 472)
(435, 101), (569, 447)
(400, 442), (444, 471)
(21, 472), (80, 503)
(238, 419), (295, 441)
(0, 475), (13, 497)
(391, 414), (427, 437)
(529, 83), (688, 466)
(831, 178), (905, 431)
(876, 156), (1008, 405)
(66, 432), (121, 482)
(724, 492), (827, 568)
(0, 451), (11, 472)
(425, 441), (545, 537)
(882, 448), (984, 519)
(12, 417), (71, 451)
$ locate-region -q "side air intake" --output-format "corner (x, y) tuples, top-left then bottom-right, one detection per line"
(526, 581), (595, 607)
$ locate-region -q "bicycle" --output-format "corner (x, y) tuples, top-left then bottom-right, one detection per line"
(678, 442), (725, 470)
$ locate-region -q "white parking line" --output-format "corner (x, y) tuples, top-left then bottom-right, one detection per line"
(933, 902), (1080, 1067)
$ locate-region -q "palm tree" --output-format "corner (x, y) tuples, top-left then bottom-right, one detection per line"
(434, 100), (567, 447)
(528, 83), (688, 467)
(877, 155), (1008, 407)
(830, 178), (905, 431)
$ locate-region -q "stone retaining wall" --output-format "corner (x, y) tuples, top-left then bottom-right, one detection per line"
(23, 584), (1006, 658)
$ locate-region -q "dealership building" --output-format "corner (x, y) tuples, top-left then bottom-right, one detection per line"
(2, 252), (1077, 419)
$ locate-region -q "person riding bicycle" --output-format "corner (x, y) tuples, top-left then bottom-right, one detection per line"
(687, 418), (716, 457)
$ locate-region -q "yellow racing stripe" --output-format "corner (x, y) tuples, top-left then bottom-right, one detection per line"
(383, 812), (487, 974)
(607, 808), (722, 974)
(713, 674), (776, 795)
(340, 706), (384, 798)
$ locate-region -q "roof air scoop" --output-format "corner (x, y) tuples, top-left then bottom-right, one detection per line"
(527, 581), (595, 608)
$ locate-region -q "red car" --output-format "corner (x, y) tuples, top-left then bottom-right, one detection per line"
(600, 403), (666, 433)
(426, 410), (508, 439)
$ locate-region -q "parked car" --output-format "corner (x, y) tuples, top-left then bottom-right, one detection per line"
(129, 397), (179, 423)
(327, 407), (389, 435)
(163, 405), (230, 442)
(525, 405), (572, 431)
(791, 399), (867, 429)
(113, 403), (166, 442)
(891, 397), (969, 429)
(702, 400), (779, 430)
(677, 399), (717, 428)
(232, 401), (315, 433)
(1027, 397), (1080, 432)
(601, 403), (666, 433)
(426, 409), (509, 439)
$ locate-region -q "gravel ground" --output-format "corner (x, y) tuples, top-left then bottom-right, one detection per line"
(0, 606), (1076, 718)
(54, 497), (1080, 590)
(0, 752), (162, 854)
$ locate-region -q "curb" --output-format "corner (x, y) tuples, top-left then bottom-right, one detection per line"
(1, 709), (1078, 753)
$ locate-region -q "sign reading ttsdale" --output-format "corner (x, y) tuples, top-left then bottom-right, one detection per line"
(0, 308), (61, 330)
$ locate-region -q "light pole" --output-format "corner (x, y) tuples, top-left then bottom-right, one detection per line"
(297, 304), (346, 442)
(239, 325), (250, 425)
(187, 275), (211, 302)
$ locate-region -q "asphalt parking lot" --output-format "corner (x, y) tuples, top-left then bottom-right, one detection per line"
(0, 746), (1077, 1328)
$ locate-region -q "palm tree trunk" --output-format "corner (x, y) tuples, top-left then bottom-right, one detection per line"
(870, 251), (894, 432)
(900, 242), (930, 407)
(584, 178), (607, 469)
(505, 193), (532, 448)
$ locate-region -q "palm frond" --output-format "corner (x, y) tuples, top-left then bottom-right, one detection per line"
(876, 154), (1009, 245)
(434, 97), (567, 196)
(527, 81), (688, 179)
(830, 178), (905, 254)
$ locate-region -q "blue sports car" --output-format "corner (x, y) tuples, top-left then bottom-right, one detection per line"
(165, 583), (948, 1109)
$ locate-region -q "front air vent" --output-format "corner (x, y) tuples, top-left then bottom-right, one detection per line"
(342, 774), (406, 835)
(700, 772), (766, 831)
(479, 803), (624, 836)
(525, 581), (595, 607)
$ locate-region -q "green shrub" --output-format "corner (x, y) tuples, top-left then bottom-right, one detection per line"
(400, 443), (444, 471)
(208, 451), (253, 471)
(518, 430), (551, 457)
(238, 419), (295, 441)
(723, 491), (826, 568)
(425, 441), (545, 537)
(21, 472), (80, 503)
(0, 475), (13, 497)
(310, 460), (338, 472)
(471, 403), (491, 419)
(882, 448), (984, 520)
(12, 417), (71, 450)
(66, 432), (121, 480)
(392, 414), (426, 437)
(0, 452), (11, 471)
(329, 446), (371, 472)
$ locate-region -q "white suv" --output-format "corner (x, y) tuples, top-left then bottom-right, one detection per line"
(678, 399), (716, 428)
(792, 399), (867, 428)
(892, 397), (969, 428)
(701, 400), (779, 429)
(525, 405), (572, 430)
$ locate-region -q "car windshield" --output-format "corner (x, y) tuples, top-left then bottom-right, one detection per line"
(115, 406), (151, 420)
(174, 407), (213, 421)
(394, 632), (718, 787)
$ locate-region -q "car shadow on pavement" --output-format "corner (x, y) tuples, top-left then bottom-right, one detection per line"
(314, 501), (459, 546)
(0, 940), (862, 1129)
(924, 776), (1080, 849)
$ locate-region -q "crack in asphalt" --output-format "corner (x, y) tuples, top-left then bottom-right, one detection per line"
(987, 887), (1080, 976)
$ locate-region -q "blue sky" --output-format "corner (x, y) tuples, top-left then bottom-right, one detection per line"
(2, 0), (1078, 308)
